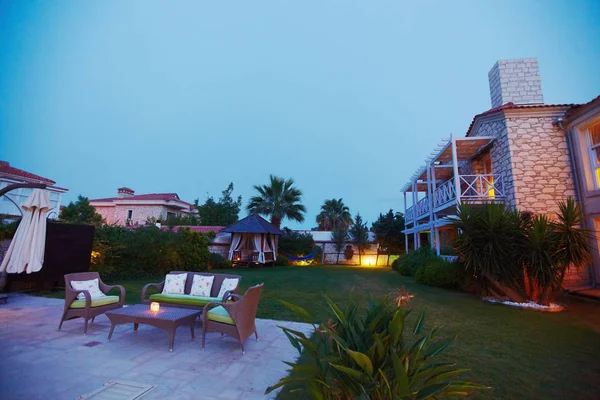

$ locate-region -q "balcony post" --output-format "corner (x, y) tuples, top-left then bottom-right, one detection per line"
(451, 132), (462, 207)
(435, 227), (441, 255)
(412, 182), (418, 250)
(403, 191), (409, 254)
(427, 163), (434, 249)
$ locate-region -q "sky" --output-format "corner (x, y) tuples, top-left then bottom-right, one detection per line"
(1, 0), (599, 229)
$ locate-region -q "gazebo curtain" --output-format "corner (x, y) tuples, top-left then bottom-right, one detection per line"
(228, 233), (244, 260)
(252, 234), (265, 263)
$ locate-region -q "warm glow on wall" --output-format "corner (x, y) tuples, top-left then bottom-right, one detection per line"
(361, 255), (377, 266)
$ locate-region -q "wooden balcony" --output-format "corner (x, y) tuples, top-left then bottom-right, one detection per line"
(405, 173), (505, 224)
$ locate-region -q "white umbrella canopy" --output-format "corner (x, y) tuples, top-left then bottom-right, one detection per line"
(0, 189), (53, 274)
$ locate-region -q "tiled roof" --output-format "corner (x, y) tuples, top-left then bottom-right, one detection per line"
(169, 226), (225, 234)
(466, 102), (579, 137)
(91, 193), (193, 206)
(0, 160), (56, 185)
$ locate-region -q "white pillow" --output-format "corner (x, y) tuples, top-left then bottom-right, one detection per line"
(162, 273), (187, 294)
(190, 275), (214, 297)
(217, 278), (239, 299)
(71, 278), (106, 300)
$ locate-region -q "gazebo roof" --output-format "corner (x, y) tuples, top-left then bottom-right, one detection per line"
(221, 214), (284, 235)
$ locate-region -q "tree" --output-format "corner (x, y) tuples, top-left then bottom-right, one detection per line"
(330, 227), (349, 264)
(371, 209), (405, 261)
(59, 195), (104, 227)
(316, 198), (353, 231)
(247, 175), (306, 228)
(196, 182), (242, 226)
(349, 212), (370, 265)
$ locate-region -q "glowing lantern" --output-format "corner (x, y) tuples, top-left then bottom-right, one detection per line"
(150, 302), (160, 313)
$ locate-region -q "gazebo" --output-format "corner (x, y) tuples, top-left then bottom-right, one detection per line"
(222, 215), (283, 265)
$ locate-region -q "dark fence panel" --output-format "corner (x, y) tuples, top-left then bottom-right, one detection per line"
(7, 222), (95, 290)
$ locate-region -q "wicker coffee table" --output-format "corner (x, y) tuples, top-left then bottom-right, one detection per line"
(105, 304), (201, 352)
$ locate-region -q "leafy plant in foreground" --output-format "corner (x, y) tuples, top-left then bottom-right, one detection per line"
(266, 295), (486, 399)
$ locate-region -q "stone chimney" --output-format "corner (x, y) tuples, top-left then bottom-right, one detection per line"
(488, 58), (544, 108)
(117, 187), (135, 198)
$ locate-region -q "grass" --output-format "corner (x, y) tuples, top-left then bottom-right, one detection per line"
(34, 265), (600, 399)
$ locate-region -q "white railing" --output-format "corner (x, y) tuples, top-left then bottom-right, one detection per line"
(406, 173), (505, 224)
(433, 180), (456, 210)
(460, 174), (505, 199)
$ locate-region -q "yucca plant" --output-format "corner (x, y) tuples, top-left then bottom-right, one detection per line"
(266, 295), (486, 399)
(451, 203), (524, 296)
(552, 198), (593, 289)
(521, 215), (561, 305)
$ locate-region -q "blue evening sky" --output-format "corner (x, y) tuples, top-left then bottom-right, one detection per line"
(1, 0), (599, 229)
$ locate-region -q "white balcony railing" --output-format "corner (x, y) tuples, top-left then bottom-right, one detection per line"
(405, 173), (505, 224)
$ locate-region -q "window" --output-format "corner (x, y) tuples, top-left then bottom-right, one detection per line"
(587, 123), (600, 189)
(127, 210), (133, 219)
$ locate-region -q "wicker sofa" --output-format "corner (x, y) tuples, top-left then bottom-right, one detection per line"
(141, 271), (242, 310)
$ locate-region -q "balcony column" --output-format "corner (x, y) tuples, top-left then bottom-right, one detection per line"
(403, 191), (409, 254)
(427, 163), (434, 249)
(412, 182), (418, 250)
(435, 227), (441, 255)
(451, 132), (462, 208)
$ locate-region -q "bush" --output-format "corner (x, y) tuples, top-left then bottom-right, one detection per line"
(90, 225), (211, 280)
(393, 247), (438, 276)
(415, 259), (466, 289)
(267, 296), (485, 398)
(209, 252), (233, 269)
(0, 219), (19, 241)
(279, 228), (315, 257)
(275, 254), (289, 266)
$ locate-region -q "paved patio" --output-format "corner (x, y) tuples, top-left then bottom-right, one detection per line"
(0, 294), (312, 400)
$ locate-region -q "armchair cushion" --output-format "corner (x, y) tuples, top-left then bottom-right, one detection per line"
(206, 306), (235, 325)
(217, 278), (239, 299)
(162, 273), (187, 294)
(69, 295), (120, 309)
(190, 275), (214, 297)
(71, 278), (106, 300)
(149, 293), (222, 307)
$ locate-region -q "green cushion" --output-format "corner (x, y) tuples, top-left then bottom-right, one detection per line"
(70, 295), (119, 309)
(206, 306), (235, 325)
(149, 293), (222, 307)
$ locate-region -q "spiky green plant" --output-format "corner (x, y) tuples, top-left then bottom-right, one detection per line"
(266, 295), (487, 399)
(451, 203), (524, 294)
(552, 197), (593, 288)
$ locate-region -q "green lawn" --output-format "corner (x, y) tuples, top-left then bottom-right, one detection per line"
(35, 266), (600, 399)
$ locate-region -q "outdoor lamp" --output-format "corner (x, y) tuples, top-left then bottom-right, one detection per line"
(150, 302), (160, 313)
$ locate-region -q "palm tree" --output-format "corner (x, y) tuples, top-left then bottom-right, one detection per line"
(247, 175), (306, 228)
(316, 198), (353, 230)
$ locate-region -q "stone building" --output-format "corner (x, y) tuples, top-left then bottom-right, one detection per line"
(90, 187), (197, 226)
(402, 58), (599, 289)
(0, 160), (68, 220)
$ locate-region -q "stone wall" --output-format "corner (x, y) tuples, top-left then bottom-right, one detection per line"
(94, 205), (190, 226)
(506, 116), (576, 215)
(488, 58), (544, 108)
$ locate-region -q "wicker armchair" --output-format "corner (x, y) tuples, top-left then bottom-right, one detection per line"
(58, 272), (125, 335)
(202, 283), (264, 354)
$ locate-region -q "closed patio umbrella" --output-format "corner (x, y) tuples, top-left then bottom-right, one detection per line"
(0, 189), (53, 274)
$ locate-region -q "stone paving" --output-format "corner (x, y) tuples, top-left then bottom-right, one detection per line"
(0, 294), (312, 400)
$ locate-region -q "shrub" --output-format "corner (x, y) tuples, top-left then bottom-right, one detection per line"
(393, 247), (438, 276)
(415, 259), (466, 289)
(0, 219), (19, 241)
(279, 228), (315, 257)
(90, 225), (211, 280)
(209, 252), (233, 269)
(275, 254), (289, 266)
(267, 295), (486, 398)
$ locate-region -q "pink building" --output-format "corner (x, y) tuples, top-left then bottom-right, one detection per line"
(402, 58), (600, 289)
(90, 187), (197, 226)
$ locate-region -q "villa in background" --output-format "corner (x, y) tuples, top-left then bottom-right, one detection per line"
(0, 160), (68, 220)
(402, 58), (600, 289)
(90, 187), (198, 226)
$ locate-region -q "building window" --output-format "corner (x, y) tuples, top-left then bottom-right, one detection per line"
(127, 210), (133, 219)
(587, 122), (600, 189)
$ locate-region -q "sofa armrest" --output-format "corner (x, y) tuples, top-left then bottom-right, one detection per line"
(141, 282), (164, 304)
(222, 292), (242, 303)
(65, 289), (92, 309)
